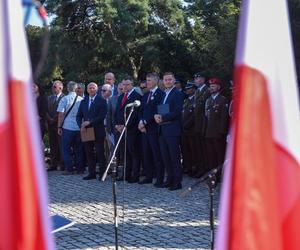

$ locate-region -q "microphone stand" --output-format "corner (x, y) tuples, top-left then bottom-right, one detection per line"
(180, 167), (220, 250)
(101, 105), (136, 250)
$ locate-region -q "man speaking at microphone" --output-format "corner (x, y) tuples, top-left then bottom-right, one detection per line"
(115, 76), (142, 183)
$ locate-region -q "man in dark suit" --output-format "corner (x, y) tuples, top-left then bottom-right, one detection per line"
(205, 78), (229, 171)
(115, 76), (142, 183)
(77, 82), (107, 180)
(47, 80), (64, 171)
(138, 73), (165, 185)
(193, 73), (211, 177)
(181, 82), (197, 177)
(154, 72), (184, 191)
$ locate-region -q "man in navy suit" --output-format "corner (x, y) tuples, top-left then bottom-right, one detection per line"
(77, 82), (107, 180)
(138, 73), (165, 185)
(154, 72), (184, 191)
(115, 76), (142, 183)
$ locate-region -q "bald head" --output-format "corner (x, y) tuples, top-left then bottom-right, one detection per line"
(104, 72), (115, 86)
(87, 82), (98, 97)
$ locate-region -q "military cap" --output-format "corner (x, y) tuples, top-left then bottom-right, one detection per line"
(208, 78), (222, 85)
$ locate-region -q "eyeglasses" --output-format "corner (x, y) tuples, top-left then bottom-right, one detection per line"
(52, 85), (58, 89)
(101, 89), (108, 92)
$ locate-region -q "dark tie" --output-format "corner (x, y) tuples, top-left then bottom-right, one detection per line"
(147, 91), (152, 104)
(89, 98), (94, 110)
(121, 93), (128, 108)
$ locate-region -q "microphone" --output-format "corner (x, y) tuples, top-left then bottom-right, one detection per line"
(125, 100), (141, 108)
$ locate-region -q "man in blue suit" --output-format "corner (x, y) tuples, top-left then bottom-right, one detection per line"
(115, 76), (142, 183)
(154, 72), (184, 191)
(138, 73), (165, 185)
(77, 82), (107, 180)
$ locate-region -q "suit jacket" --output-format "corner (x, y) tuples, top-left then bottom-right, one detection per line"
(76, 95), (107, 139)
(182, 95), (196, 135)
(139, 88), (165, 134)
(205, 93), (229, 138)
(159, 87), (184, 137)
(194, 85), (210, 135)
(47, 93), (65, 125)
(106, 95), (118, 134)
(36, 94), (48, 135)
(115, 90), (142, 133)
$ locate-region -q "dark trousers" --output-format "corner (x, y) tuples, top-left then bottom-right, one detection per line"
(83, 138), (106, 176)
(115, 132), (124, 167)
(206, 137), (226, 170)
(142, 133), (164, 182)
(125, 132), (141, 179)
(61, 129), (84, 172)
(195, 133), (209, 174)
(159, 135), (182, 186)
(182, 133), (196, 175)
(48, 123), (63, 168)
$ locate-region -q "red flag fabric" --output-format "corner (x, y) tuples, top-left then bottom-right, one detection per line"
(216, 0), (300, 249)
(0, 1), (54, 249)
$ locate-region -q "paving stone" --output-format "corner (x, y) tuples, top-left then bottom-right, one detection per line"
(48, 172), (220, 249)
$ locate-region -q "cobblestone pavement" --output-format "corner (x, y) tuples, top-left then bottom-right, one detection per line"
(48, 171), (220, 250)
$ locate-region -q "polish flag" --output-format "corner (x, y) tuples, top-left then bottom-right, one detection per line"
(0, 1), (54, 249)
(216, 0), (300, 249)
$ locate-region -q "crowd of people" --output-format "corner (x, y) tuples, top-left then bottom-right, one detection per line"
(35, 71), (232, 191)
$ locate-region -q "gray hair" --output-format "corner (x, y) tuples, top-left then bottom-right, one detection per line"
(77, 82), (85, 90)
(67, 81), (78, 92)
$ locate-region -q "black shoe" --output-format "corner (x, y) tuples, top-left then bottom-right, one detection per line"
(162, 182), (172, 188)
(47, 167), (57, 172)
(169, 183), (182, 191)
(83, 175), (96, 180)
(62, 171), (73, 175)
(154, 182), (164, 188)
(128, 177), (139, 184)
(138, 178), (152, 184)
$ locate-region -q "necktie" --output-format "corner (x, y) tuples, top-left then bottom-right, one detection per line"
(147, 91), (152, 104)
(121, 93), (128, 108)
(89, 98), (94, 110)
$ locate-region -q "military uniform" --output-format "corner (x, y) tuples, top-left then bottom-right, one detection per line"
(182, 93), (196, 176)
(205, 92), (229, 170)
(193, 84), (210, 177)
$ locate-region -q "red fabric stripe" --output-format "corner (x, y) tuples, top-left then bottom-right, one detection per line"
(0, 80), (46, 249)
(229, 65), (283, 249)
(275, 144), (300, 250)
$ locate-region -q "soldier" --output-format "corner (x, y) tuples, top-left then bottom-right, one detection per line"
(205, 78), (229, 171)
(181, 82), (197, 177)
(193, 73), (210, 177)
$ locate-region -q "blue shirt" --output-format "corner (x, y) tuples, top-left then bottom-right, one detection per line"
(57, 92), (83, 131)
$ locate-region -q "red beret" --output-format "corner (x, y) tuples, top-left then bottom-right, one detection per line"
(208, 78), (222, 85)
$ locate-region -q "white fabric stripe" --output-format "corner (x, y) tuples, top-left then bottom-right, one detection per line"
(0, 1), (8, 124)
(236, 0), (300, 163)
(7, 0), (55, 249)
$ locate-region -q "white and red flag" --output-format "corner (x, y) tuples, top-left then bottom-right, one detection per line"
(216, 0), (300, 249)
(0, 0), (54, 249)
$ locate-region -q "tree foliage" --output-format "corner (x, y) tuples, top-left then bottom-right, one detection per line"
(26, 0), (300, 88)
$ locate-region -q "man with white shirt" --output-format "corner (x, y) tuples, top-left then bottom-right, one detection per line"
(138, 73), (165, 185)
(47, 80), (65, 171)
(77, 82), (108, 180)
(205, 78), (229, 171)
(103, 72), (118, 96)
(57, 81), (84, 175)
(115, 76), (142, 183)
(154, 72), (184, 191)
